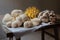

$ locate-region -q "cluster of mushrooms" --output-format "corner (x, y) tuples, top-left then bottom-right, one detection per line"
(2, 7), (57, 28)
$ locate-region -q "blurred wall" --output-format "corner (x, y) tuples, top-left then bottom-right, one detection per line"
(0, 0), (22, 14)
(0, 0), (59, 14)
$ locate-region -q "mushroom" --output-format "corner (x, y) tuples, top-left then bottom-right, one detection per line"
(31, 18), (41, 26)
(24, 21), (33, 28)
(49, 11), (57, 24)
(6, 21), (12, 28)
(11, 20), (22, 28)
(41, 15), (49, 23)
(2, 13), (13, 24)
(11, 9), (23, 17)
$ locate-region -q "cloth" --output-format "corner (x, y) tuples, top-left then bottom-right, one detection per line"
(2, 23), (50, 38)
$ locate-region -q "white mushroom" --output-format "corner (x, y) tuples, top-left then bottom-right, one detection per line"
(11, 21), (18, 28)
(16, 20), (22, 27)
(2, 13), (13, 24)
(18, 14), (29, 22)
(24, 21), (33, 28)
(11, 20), (22, 28)
(6, 21), (12, 28)
(31, 18), (41, 26)
(16, 16), (23, 22)
(11, 9), (23, 17)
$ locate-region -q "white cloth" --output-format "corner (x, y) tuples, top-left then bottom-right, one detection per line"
(2, 23), (50, 38)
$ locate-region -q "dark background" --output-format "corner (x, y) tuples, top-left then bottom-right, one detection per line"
(0, 0), (60, 15)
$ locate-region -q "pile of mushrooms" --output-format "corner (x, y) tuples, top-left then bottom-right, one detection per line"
(2, 9), (57, 28)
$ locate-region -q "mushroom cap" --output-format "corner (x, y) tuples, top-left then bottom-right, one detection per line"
(6, 21), (12, 28)
(11, 9), (23, 17)
(19, 14), (29, 22)
(16, 20), (22, 27)
(11, 21), (18, 28)
(31, 18), (40, 26)
(38, 10), (50, 18)
(2, 13), (13, 24)
(16, 16), (23, 22)
(24, 21), (33, 28)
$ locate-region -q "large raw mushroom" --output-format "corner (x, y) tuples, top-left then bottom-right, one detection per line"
(2, 13), (13, 24)
(24, 21), (33, 28)
(31, 18), (41, 26)
(16, 14), (29, 23)
(11, 9), (23, 17)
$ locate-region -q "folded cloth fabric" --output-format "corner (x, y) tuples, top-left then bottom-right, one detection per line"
(0, 24), (7, 40)
(2, 23), (50, 38)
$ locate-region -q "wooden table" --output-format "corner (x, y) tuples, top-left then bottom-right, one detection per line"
(6, 23), (60, 40)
